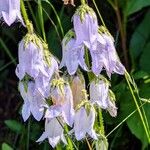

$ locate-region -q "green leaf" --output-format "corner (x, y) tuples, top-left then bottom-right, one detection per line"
(2, 143), (13, 150)
(129, 11), (150, 61)
(125, 0), (150, 16)
(140, 43), (150, 73)
(5, 120), (24, 134)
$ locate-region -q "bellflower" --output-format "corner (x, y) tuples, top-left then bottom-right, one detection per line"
(19, 81), (45, 121)
(45, 78), (75, 127)
(73, 4), (98, 49)
(0, 0), (24, 26)
(90, 78), (109, 109)
(71, 75), (85, 108)
(73, 107), (97, 140)
(60, 30), (88, 75)
(90, 78), (117, 117)
(35, 56), (59, 98)
(90, 27), (125, 77)
(15, 37), (48, 80)
(37, 118), (67, 148)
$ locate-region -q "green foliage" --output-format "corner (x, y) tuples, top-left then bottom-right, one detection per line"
(125, 0), (150, 16)
(129, 11), (150, 66)
(1, 143), (13, 150)
(4, 120), (24, 134)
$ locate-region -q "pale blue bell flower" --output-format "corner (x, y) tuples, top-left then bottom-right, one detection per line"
(60, 33), (88, 75)
(36, 118), (67, 148)
(16, 39), (49, 80)
(19, 81), (46, 121)
(90, 33), (125, 77)
(0, 0), (24, 26)
(73, 107), (97, 140)
(45, 82), (75, 127)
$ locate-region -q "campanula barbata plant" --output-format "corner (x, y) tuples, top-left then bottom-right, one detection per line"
(2, 0), (139, 149)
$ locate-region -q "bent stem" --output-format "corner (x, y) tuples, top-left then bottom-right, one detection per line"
(106, 102), (146, 137)
(125, 72), (150, 142)
(91, 0), (106, 28)
(21, 0), (30, 31)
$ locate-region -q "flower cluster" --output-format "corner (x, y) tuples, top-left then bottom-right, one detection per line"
(60, 4), (125, 77)
(2, 0), (126, 149)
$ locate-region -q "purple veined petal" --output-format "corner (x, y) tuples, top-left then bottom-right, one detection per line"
(60, 38), (78, 75)
(87, 14), (99, 44)
(107, 97), (117, 117)
(65, 39), (79, 75)
(73, 14), (90, 46)
(90, 51), (103, 76)
(0, 0), (24, 26)
(15, 40), (26, 80)
(48, 137), (61, 148)
(2, 10), (16, 26)
(73, 14), (98, 47)
(47, 118), (66, 147)
(62, 85), (75, 127)
(30, 100), (44, 121)
(37, 118), (65, 147)
(113, 61), (125, 75)
(15, 64), (25, 80)
(87, 108), (97, 139)
(45, 105), (62, 119)
(36, 132), (48, 142)
(22, 101), (31, 122)
(78, 46), (89, 71)
(90, 80), (109, 109)
(74, 107), (87, 140)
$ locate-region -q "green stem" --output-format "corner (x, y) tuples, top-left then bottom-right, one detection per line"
(98, 108), (105, 135)
(125, 73), (150, 142)
(106, 102), (146, 137)
(92, 0), (106, 27)
(20, 0), (29, 26)
(26, 118), (31, 150)
(38, 0), (46, 42)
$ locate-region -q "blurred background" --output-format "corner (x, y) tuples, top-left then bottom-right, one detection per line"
(0, 0), (150, 149)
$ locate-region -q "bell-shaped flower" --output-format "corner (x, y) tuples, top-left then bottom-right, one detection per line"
(45, 78), (75, 127)
(60, 30), (88, 75)
(35, 56), (59, 98)
(73, 107), (97, 140)
(73, 4), (98, 49)
(71, 75), (86, 108)
(16, 39), (49, 80)
(90, 28), (125, 77)
(37, 118), (67, 148)
(90, 78), (117, 117)
(90, 79), (109, 109)
(0, 0), (24, 26)
(19, 81), (45, 121)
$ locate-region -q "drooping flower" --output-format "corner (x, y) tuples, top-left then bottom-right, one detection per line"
(45, 78), (75, 127)
(0, 0), (24, 26)
(71, 75), (86, 108)
(90, 77), (117, 117)
(73, 4), (98, 49)
(37, 118), (67, 148)
(16, 33), (59, 97)
(60, 30), (88, 75)
(35, 56), (59, 98)
(15, 38), (48, 80)
(90, 26), (125, 77)
(73, 106), (97, 140)
(19, 81), (45, 121)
